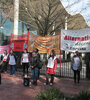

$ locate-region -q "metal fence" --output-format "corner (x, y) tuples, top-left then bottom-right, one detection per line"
(15, 53), (87, 80)
(39, 60), (86, 79)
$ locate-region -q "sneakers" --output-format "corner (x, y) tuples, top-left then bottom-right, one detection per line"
(44, 82), (53, 86)
(50, 83), (53, 86)
(32, 81), (37, 86)
(44, 83), (48, 85)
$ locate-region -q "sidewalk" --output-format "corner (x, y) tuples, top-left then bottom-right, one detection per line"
(0, 73), (90, 100)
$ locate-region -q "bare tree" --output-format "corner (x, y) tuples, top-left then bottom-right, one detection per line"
(19, 0), (88, 36)
(19, 0), (66, 36)
(0, 0), (88, 36)
(0, 0), (14, 27)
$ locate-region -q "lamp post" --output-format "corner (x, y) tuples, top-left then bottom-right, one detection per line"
(52, 21), (55, 35)
(64, 16), (68, 60)
(65, 16), (67, 30)
(27, 25), (30, 32)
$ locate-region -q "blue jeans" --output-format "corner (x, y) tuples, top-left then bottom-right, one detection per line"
(32, 67), (39, 82)
(9, 65), (15, 75)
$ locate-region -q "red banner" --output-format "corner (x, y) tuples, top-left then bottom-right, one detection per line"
(10, 33), (29, 52)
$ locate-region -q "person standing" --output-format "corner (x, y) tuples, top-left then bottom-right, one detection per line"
(71, 51), (82, 84)
(44, 50), (57, 86)
(31, 51), (39, 86)
(21, 49), (30, 76)
(34, 48), (40, 79)
(85, 53), (90, 79)
(8, 50), (17, 75)
(34, 48), (40, 59)
(0, 50), (8, 73)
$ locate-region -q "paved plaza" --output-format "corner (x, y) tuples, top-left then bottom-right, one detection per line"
(0, 73), (90, 100)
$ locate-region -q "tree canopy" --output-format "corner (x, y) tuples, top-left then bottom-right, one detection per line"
(0, 0), (88, 36)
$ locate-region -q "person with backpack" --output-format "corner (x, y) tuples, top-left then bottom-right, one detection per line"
(21, 49), (31, 76)
(71, 51), (82, 84)
(8, 50), (17, 75)
(44, 50), (57, 86)
(0, 50), (8, 73)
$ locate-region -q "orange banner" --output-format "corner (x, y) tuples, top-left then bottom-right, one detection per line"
(28, 33), (61, 54)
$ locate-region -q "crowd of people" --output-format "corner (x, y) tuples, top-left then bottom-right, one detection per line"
(0, 48), (58, 86)
(0, 48), (82, 86)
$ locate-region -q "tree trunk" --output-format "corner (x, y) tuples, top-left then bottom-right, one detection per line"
(13, 0), (19, 35)
(43, 53), (47, 65)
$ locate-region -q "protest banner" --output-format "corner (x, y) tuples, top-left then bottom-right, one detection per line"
(10, 32), (29, 52)
(28, 33), (60, 54)
(61, 28), (90, 52)
(0, 45), (10, 54)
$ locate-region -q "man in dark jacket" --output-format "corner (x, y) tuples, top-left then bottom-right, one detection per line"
(34, 48), (41, 79)
(31, 51), (39, 85)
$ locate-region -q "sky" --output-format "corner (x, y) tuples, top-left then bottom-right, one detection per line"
(60, 0), (90, 26)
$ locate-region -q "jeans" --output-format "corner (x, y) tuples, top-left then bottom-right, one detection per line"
(9, 65), (15, 75)
(32, 67), (39, 83)
(74, 70), (80, 83)
(46, 73), (54, 84)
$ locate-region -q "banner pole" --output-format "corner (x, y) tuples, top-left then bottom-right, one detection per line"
(59, 32), (61, 76)
(27, 32), (29, 52)
(60, 54), (61, 76)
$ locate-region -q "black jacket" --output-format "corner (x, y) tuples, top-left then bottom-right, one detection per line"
(31, 56), (39, 68)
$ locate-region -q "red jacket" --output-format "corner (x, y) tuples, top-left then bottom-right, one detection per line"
(46, 57), (57, 75)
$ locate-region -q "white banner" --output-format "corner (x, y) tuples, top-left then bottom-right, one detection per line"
(61, 28), (90, 52)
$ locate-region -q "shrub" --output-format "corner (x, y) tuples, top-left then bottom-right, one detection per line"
(74, 89), (90, 100)
(37, 88), (71, 100)
(36, 88), (90, 100)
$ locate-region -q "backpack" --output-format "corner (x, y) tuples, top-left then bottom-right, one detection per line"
(38, 60), (43, 69)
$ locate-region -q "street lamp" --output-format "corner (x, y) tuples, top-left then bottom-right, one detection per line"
(27, 25), (30, 32)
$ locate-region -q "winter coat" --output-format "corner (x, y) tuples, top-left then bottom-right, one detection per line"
(31, 56), (39, 68)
